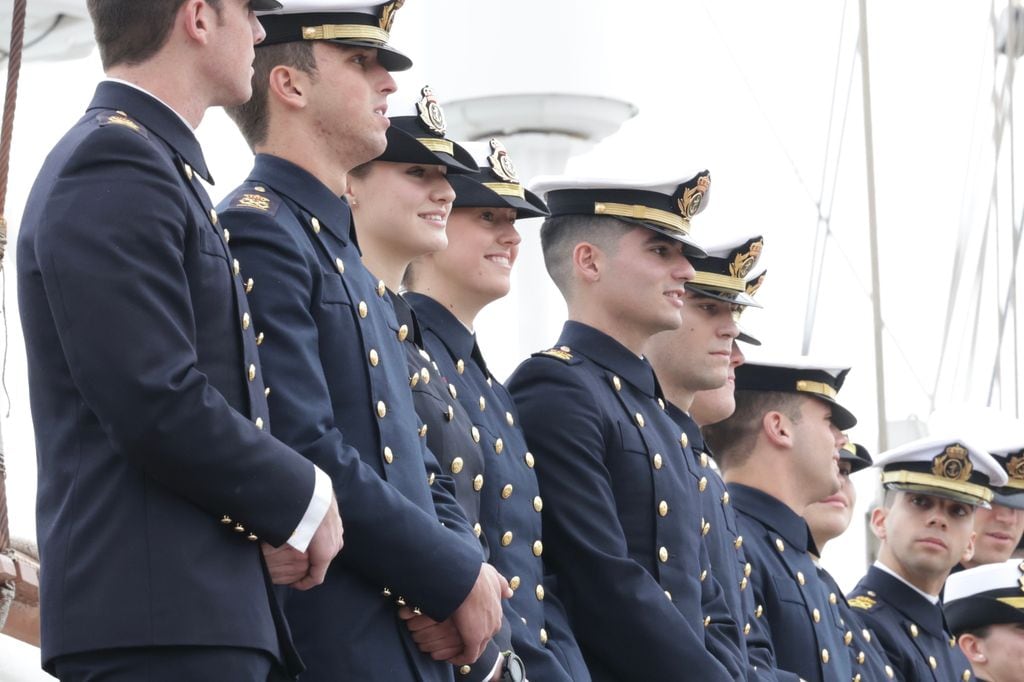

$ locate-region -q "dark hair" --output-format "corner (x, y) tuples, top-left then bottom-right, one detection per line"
(226, 42), (318, 149)
(539, 214), (632, 295)
(702, 391), (805, 471)
(87, 0), (221, 69)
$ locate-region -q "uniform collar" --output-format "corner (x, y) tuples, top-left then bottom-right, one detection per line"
(89, 80), (211, 182)
(861, 564), (949, 637)
(390, 290), (423, 348)
(403, 293), (480, 369)
(557, 321), (659, 397)
(727, 483), (818, 554)
(248, 153), (353, 244)
(874, 561), (940, 605)
(666, 402), (706, 452)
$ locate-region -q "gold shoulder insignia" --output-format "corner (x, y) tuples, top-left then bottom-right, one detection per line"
(534, 346), (579, 364)
(227, 187), (280, 216)
(97, 110), (148, 138)
(848, 595), (876, 611)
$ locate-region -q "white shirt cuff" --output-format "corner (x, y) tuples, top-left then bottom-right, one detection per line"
(480, 651), (503, 682)
(286, 465), (332, 552)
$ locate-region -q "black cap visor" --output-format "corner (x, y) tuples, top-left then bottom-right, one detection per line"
(450, 174), (550, 219)
(375, 124), (476, 173)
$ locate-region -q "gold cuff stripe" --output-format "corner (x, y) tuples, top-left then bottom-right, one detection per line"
(795, 379), (837, 399)
(483, 182), (526, 199)
(880, 471), (994, 503)
(692, 272), (747, 292)
(417, 138), (453, 154)
(301, 24), (389, 43)
(998, 596), (1024, 608)
(594, 202), (690, 234)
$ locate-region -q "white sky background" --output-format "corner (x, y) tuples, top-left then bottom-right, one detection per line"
(0, 0), (1019, 677)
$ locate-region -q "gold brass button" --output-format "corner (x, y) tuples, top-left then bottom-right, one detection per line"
(427, 472), (435, 485)
(242, 312), (250, 330)
(358, 301), (368, 318)
(368, 349), (379, 366)
(659, 546), (669, 563)
(397, 324), (408, 341)
(812, 608), (820, 623)
(450, 457), (464, 474)
(532, 540), (543, 557)
(740, 577), (748, 590)
(910, 623), (919, 638)
(247, 364), (256, 382)
(702, 521), (711, 536)
(419, 424), (428, 438)
(830, 592), (838, 605)
(221, 515), (232, 525)
(383, 447), (393, 464)
(928, 656), (936, 670)
(472, 523), (481, 537)
(183, 163), (193, 180)
(421, 368), (430, 384)
(445, 405), (454, 422)
(744, 562), (752, 577)
(658, 500), (669, 516)
(533, 496), (543, 512)
(525, 452), (535, 468)
(376, 280), (386, 296)
(535, 584), (545, 601)
(612, 375), (621, 391)
(862, 629), (871, 643)
(255, 417), (264, 430)
(471, 427), (480, 443)
(247, 532), (258, 541)
(797, 571), (805, 586)
(658, 397), (665, 410)
(735, 536), (744, 550)
(311, 217), (321, 234)
(755, 604), (763, 618)
(502, 484), (513, 499)
(539, 628), (548, 645)
(448, 384), (458, 399)
(494, 438), (504, 454)
(256, 332), (264, 346)
(456, 359), (465, 374)
(210, 208), (218, 225)
(459, 665), (470, 675)
(885, 665), (894, 678)
(653, 453), (663, 469)
(264, 387), (271, 397)
(501, 531), (513, 546)
(509, 576), (520, 590)
(479, 396), (486, 411)
(821, 649), (829, 664)
(233, 258), (241, 276)
(254, 185), (266, 192)
(506, 412), (514, 426)
(234, 523), (245, 533)
(334, 257), (344, 274)
(857, 651), (865, 664)
(962, 672), (971, 681)
(703, 616), (711, 628)
(744, 623), (751, 635)
(775, 538), (785, 552)
(245, 277), (254, 293)
(844, 631), (853, 645)
(664, 591), (672, 601)
(698, 476), (708, 492)
(700, 452), (709, 468)
(700, 569), (708, 582)
(376, 400), (386, 418)
(222, 228), (230, 244)
(635, 412), (645, 427)
(680, 432), (689, 448)
(473, 475), (483, 491)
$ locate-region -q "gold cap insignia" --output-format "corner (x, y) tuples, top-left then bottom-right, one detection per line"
(379, 0), (404, 33)
(746, 271), (767, 297)
(932, 443), (973, 482)
(487, 138), (519, 183)
(416, 85), (446, 136)
(1007, 452), (1024, 482)
(677, 173), (711, 222)
(730, 239), (764, 279)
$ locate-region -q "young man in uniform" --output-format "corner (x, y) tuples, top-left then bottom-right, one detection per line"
(18, 0), (343, 679)
(508, 174), (746, 681)
(848, 436), (1007, 681)
(702, 359), (858, 682)
(218, 3), (507, 680)
(959, 440), (1024, 569)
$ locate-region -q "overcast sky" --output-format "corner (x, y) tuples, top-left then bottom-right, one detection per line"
(1, 1), (1021, 676)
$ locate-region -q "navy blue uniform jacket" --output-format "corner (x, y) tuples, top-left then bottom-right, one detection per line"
(848, 565), (971, 682)
(727, 483), (855, 682)
(507, 321), (743, 682)
(218, 155), (483, 682)
(17, 83), (314, 674)
(407, 293), (591, 682)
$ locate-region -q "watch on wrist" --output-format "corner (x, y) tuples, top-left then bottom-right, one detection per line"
(500, 651), (526, 682)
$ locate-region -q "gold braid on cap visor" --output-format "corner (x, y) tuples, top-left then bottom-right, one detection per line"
(795, 379), (837, 399)
(301, 24), (389, 44)
(880, 471), (994, 504)
(416, 138), (453, 155)
(691, 271), (746, 292)
(482, 182), (526, 199)
(593, 202), (690, 235)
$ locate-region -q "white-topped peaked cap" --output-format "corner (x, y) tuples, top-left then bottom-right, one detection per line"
(735, 266), (767, 345)
(446, 139), (549, 218)
(944, 558), (1024, 633)
(687, 234), (764, 308)
(257, 1), (411, 71)
(374, 85), (477, 172)
(874, 434), (1007, 507)
(980, 423), (1024, 508)
(733, 356), (856, 430)
(530, 172), (712, 257)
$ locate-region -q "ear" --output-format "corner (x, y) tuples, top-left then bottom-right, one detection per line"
(761, 410), (793, 449)
(960, 529), (977, 564)
(572, 241), (602, 284)
(267, 64), (311, 111)
(869, 506), (888, 541)
(180, 0), (213, 45)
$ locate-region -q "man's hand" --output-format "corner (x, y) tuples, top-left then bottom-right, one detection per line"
(291, 493), (343, 590)
(398, 606), (464, 661)
(448, 563), (511, 665)
(262, 542), (310, 585)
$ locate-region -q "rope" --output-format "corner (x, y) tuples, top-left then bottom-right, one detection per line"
(0, 0), (27, 558)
